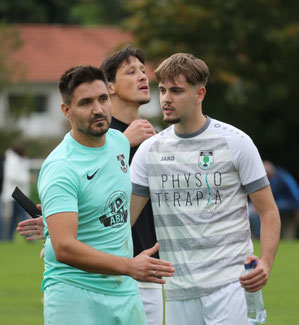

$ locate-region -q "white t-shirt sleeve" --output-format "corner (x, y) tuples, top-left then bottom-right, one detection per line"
(130, 139), (150, 188)
(227, 132), (269, 193)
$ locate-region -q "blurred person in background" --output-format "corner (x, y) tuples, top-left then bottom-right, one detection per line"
(0, 153), (4, 240)
(1, 143), (30, 240)
(249, 160), (299, 238)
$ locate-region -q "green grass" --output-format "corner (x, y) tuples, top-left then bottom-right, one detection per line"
(254, 240), (299, 324)
(0, 235), (44, 325)
(0, 237), (298, 324)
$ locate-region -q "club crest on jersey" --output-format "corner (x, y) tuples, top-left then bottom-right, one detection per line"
(199, 151), (214, 170)
(99, 191), (128, 228)
(117, 154), (128, 173)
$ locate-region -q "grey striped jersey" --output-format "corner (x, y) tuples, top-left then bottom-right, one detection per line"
(131, 117), (269, 301)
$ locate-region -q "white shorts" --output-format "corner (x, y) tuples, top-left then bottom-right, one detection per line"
(139, 285), (163, 325)
(165, 281), (249, 325)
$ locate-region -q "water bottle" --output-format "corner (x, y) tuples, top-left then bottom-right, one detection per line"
(243, 261), (267, 324)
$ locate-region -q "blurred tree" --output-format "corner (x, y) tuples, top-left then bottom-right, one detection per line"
(0, 23), (37, 154)
(70, 0), (129, 25)
(125, 0), (299, 180)
(0, 0), (128, 25)
(0, 22), (21, 89)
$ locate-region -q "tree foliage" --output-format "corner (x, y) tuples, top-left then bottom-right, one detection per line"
(0, 23), (40, 153)
(0, 22), (22, 89)
(125, 0), (299, 179)
(0, 0), (128, 25)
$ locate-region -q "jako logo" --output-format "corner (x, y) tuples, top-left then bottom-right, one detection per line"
(160, 155), (175, 161)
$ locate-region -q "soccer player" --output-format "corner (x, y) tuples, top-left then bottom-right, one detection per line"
(129, 53), (281, 325)
(100, 46), (163, 325)
(37, 65), (174, 325)
(17, 46), (164, 325)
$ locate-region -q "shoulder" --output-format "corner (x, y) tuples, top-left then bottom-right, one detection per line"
(108, 128), (129, 145)
(139, 125), (174, 151)
(206, 118), (256, 153)
(40, 134), (78, 179)
(208, 118), (251, 141)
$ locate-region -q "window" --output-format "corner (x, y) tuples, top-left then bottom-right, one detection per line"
(8, 94), (48, 114)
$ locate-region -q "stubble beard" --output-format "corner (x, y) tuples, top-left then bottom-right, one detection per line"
(80, 115), (111, 138)
(137, 97), (150, 105)
(163, 116), (181, 125)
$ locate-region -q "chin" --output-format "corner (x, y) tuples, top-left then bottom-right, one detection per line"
(163, 117), (181, 125)
(89, 122), (110, 137)
(137, 97), (150, 105)
(92, 127), (109, 137)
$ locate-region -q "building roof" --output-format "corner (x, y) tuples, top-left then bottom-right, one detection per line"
(11, 24), (135, 83)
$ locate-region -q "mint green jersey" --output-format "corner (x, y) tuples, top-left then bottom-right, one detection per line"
(38, 130), (137, 296)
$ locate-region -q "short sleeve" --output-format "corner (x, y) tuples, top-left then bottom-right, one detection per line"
(130, 139), (151, 188)
(38, 159), (79, 218)
(228, 133), (269, 193)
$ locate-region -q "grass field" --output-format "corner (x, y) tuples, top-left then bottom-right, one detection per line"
(0, 236), (298, 325)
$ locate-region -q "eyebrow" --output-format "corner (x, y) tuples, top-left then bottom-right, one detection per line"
(77, 97), (91, 105)
(126, 62), (145, 70)
(158, 86), (184, 91)
(77, 92), (108, 103)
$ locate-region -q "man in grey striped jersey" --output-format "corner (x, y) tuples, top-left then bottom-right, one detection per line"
(130, 53), (281, 325)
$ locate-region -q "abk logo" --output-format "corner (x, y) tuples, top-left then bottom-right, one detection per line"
(99, 191), (128, 228)
(199, 151), (214, 170)
(117, 154), (128, 173)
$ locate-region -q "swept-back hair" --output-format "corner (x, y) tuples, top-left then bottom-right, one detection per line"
(155, 53), (209, 86)
(100, 45), (145, 82)
(59, 65), (108, 106)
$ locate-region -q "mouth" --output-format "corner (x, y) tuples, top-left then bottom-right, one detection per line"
(91, 117), (107, 124)
(163, 106), (174, 114)
(138, 84), (149, 92)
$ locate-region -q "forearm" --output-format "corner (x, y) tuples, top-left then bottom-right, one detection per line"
(53, 238), (175, 284)
(54, 238), (131, 275)
(130, 194), (149, 226)
(47, 211), (174, 283)
(259, 207), (281, 270)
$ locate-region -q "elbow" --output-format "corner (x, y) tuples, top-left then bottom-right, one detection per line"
(53, 241), (73, 264)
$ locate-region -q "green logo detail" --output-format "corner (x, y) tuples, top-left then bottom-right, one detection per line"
(199, 151), (214, 170)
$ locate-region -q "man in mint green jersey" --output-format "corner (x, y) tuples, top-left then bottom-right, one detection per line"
(39, 65), (174, 325)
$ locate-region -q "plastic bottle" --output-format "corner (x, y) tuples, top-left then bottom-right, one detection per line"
(243, 261), (267, 324)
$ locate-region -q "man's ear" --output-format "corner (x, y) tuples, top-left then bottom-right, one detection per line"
(61, 103), (70, 118)
(196, 86), (206, 103)
(108, 82), (116, 95)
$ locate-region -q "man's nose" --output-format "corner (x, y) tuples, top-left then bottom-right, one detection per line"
(93, 101), (105, 114)
(138, 70), (147, 81)
(162, 91), (172, 103)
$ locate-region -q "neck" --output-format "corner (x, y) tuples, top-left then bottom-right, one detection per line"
(70, 130), (106, 148)
(174, 111), (206, 135)
(111, 97), (139, 124)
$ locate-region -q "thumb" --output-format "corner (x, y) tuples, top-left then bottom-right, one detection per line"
(244, 255), (258, 266)
(143, 243), (159, 256)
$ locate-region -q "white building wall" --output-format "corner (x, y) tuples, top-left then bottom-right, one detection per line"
(0, 83), (161, 139)
(19, 85), (67, 138)
(0, 82), (68, 138)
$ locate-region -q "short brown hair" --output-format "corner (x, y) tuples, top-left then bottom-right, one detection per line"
(59, 65), (108, 106)
(155, 53), (209, 86)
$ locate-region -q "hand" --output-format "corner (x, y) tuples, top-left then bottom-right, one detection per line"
(124, 119), (156, 147)
(239, 255), (270, 292)
(128, 243), (175, 284)
(16, 213), (45, 241)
